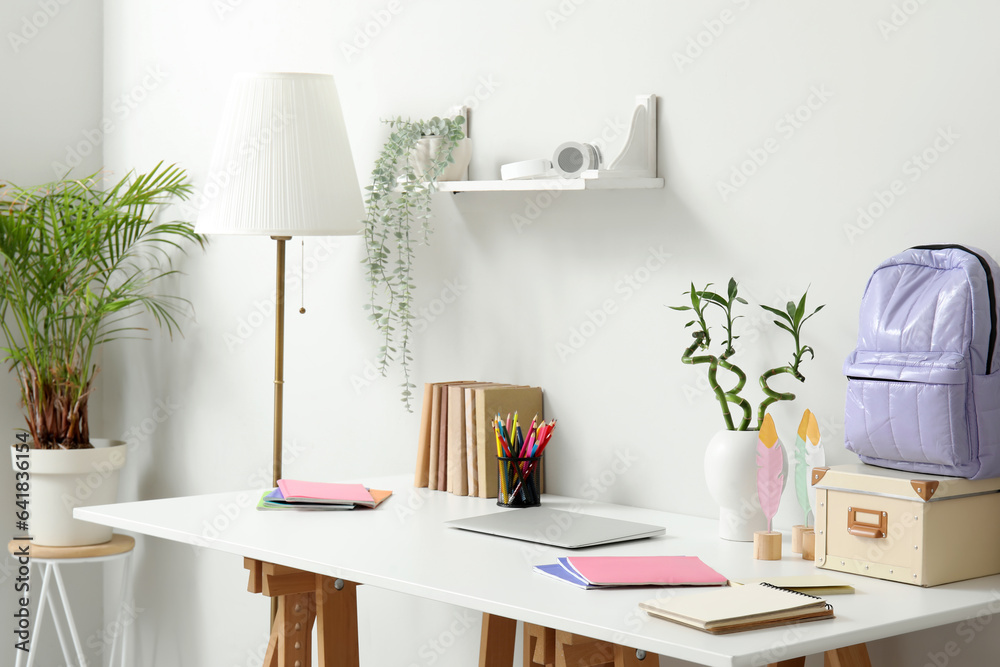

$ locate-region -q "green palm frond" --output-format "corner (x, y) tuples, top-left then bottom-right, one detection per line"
(0, 163), (203, 449)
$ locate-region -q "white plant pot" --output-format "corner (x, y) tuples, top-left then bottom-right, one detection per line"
(411, 136), (472, 181)
(11, 439), (127, 546)
(704, 429), (787, 542)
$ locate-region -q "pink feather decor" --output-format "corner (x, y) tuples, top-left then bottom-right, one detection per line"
(756, 413), (784, 532)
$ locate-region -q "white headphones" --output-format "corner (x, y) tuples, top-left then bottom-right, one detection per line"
(552, 141), (603, 178)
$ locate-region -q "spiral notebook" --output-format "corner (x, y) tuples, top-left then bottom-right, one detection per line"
(639, 582), (834, 634)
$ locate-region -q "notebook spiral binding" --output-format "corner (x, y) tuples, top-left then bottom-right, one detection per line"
(759, 582), (834, 610)
(758, 581), (821, 598)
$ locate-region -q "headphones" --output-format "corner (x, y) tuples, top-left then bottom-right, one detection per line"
(552, 141), (603, 178)
(499, 141), (605, 180)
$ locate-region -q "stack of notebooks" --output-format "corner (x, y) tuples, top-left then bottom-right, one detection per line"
(639, 582), (835, 634)
(729, 575), (854, 596)
(257, 479), (392, 511)
(413, 381), (544, 498)
(534, 556), (728, 589)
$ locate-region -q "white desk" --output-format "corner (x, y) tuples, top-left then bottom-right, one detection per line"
(76, 474), (1000, 667)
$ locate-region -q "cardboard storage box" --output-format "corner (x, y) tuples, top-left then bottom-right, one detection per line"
(812, 464), (1000, 587)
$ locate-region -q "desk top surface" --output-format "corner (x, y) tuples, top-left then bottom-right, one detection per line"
(76, 475), (1000, 667)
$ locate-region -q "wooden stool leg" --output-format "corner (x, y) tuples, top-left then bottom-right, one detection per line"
(316, 577), (360, 667)
(479, 613), (517, 667)
(824, 644), (872, 667)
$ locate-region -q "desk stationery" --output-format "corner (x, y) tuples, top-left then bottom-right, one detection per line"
(76, 474), (1000, 667)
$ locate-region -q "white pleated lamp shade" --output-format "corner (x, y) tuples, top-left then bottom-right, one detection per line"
(196, 72), (364, 236)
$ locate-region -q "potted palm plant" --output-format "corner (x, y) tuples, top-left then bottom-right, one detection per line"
(670, 279), (823, 541)
(0, 163), (203, 546)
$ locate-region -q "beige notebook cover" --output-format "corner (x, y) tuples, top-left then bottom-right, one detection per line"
(414, 383), (435, 488)
(465, 386), (484, 497)
(640, 582), (833, 634)
(730, 575), (854, 596)
(427, 383), (443, 489)
(464, 382), (507, 497)
(446, 384), (466, 495)
(474, 385), (543, 499)
(436, 384), (449, 491)
(445, 382), (493, 495)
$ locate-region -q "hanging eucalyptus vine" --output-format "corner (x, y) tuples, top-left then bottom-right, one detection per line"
(361, 116), (465, 410)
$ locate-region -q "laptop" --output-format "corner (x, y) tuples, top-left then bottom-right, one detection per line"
(445, 507), (665, 548)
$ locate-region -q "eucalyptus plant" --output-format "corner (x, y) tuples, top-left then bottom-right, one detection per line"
(670, 279), (823, 431)
(0, 163), (203, 449)
(361, 115), (466, 410)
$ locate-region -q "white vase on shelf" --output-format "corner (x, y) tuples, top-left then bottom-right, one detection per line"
(704, 429), (787, 542)
(411, 136), (472, 181)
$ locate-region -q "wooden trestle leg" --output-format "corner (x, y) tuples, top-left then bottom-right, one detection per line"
(245, 558), (361, 667)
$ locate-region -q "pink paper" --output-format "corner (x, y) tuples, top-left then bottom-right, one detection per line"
(277, 480), (374, 505)
(564, 556), (727, 586)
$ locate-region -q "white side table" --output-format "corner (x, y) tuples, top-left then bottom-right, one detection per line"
(7, 534), (135, 667)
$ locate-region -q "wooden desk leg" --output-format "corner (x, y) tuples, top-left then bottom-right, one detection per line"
(767, 658), (805, 667)
(555, 630), (616, 667)
(524, 623), (555, 667)
(245, 561), (361, 667)
(517, 625), (647, 667)
(824, 644), (872, 667)
(479, 613), (517, 667)
(316, 576), (360, 667)
(263, 592), (314, 667)
(612, 644), (644, 667)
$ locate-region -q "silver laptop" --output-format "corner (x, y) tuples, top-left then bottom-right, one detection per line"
(446, 507), (665, 548)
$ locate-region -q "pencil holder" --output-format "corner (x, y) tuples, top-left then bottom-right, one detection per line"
(497, 455), (542, 508)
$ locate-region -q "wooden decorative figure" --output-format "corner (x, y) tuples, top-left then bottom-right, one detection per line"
(753, 414), (784, 560)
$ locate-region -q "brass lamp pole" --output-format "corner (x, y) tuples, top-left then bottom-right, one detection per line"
(196, 73), (364, 629)
(272, 236), (289, 487)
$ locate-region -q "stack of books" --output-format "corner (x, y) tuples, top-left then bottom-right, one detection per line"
(534, 556), (728, 590)
(413, 382), (544, 498)
(257, 479), (392, 511)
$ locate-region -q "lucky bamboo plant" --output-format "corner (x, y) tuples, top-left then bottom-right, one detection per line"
(0, 163), (203, 449)
(362, 115), (466, 410)
(670, 279), (823, 431)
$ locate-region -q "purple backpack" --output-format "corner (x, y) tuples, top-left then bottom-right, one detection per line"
(844, 245), (1000, 479)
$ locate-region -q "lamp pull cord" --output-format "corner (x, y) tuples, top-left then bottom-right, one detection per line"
(299, 239), (306, 314)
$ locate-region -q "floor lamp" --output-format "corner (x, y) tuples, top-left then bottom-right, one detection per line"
(196, 73), (363, 618)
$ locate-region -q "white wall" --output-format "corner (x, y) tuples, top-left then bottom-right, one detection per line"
(1, 1), (105, 664)
(94, 1), (1000, 665)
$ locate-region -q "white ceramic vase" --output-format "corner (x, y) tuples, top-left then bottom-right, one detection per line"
(411, 136), (472, 181)
(704, 429), (787, 542)
(11, 439), (127, 546)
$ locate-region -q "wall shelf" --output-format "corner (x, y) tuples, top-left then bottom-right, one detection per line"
(439, 95), (662, 194)
(437, 176), (664, 193)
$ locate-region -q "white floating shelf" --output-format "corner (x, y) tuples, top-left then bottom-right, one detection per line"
(437, 177), (664, 193)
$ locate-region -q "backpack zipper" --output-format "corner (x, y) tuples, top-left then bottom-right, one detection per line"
(846, 376), (905, 383)
(911, 244), (997, 373)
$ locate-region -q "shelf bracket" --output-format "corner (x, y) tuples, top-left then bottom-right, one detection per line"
(586, 94), (657, 180)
